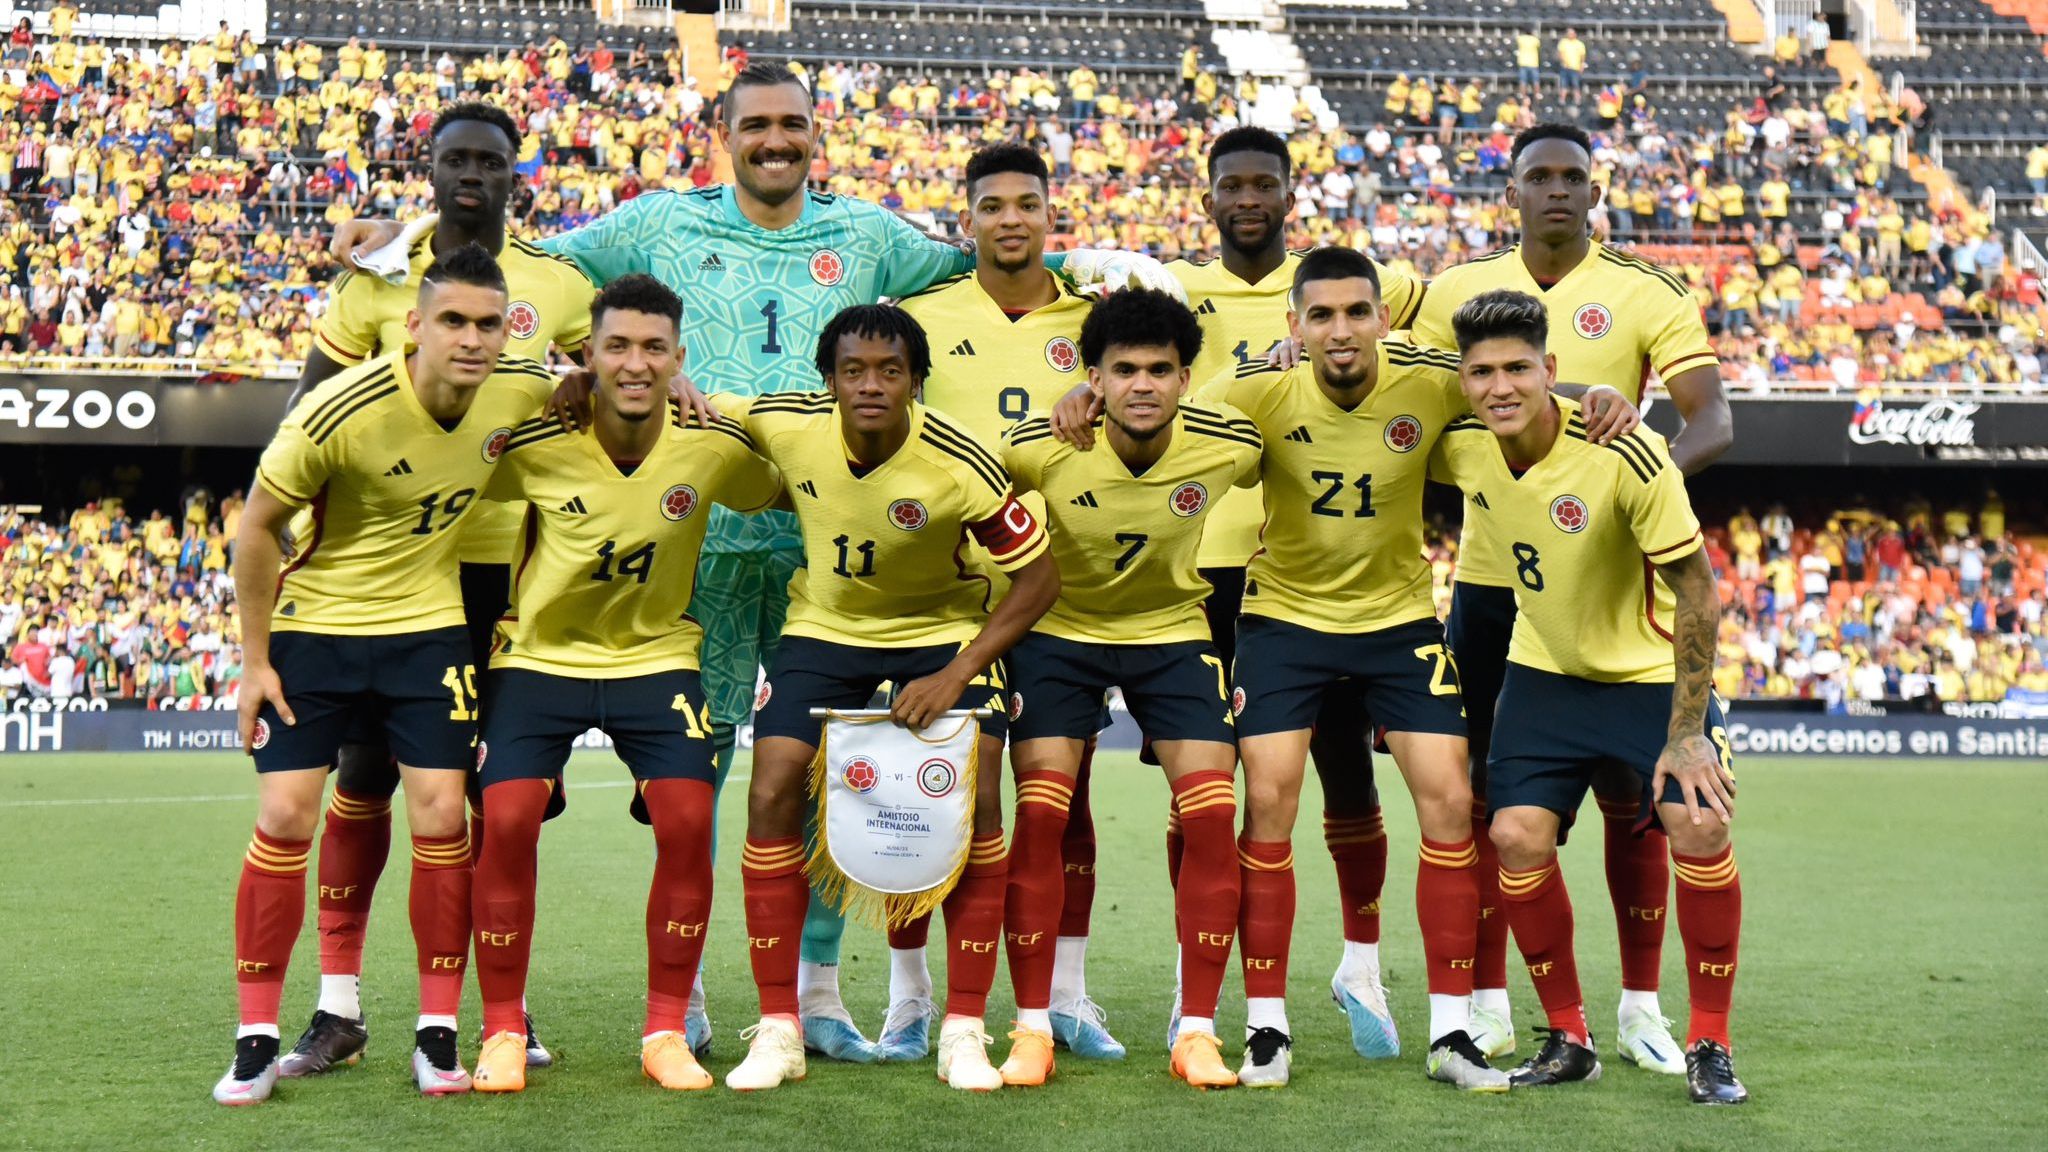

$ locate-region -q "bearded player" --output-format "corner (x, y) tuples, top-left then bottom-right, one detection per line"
(1410, 123), (1732, 1070)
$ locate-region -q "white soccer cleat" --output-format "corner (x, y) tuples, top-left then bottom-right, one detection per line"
(1237, 1026), (1293, 1089)
(935, 1017), (1004, 1092)
(727, 1018), (807, 1091)
(1617, 1006), (1687, 1075)
(1471, 1003), (1517, 1060)
(212, 1038), (279, 1106)
(1331, 968), (1400, 1059)
(411, 1033), (473, 1096)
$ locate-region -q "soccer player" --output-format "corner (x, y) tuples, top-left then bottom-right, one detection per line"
(466, 275), (781, 1094)
(1196, 247), (1502, 1092)
(996, 289), (1256, 1090)
(335, 64), (1170, 1060)
(716, 305), (1059, 1092)
(278, 101), (593, 1078)
(897, 141), (1123, 1061)
(1428, 289), (1746, 1105)
(219, 246), (556, 1104)
(1166, 125), (1422, 1057)
(1410, 122), (1732, 1070)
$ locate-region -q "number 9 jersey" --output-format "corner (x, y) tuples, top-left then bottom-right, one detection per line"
(481, 405), (783, 677)
(895, 273), (1096, 446)
(255, 350), (557, 635)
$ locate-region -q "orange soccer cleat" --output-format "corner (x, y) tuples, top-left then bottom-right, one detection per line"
(1171, 1030), (1239, 1090)
(998, 1026), (1056, 1087)
(642, 1030), (715, 1091)
(472, 1031), (528, 1093)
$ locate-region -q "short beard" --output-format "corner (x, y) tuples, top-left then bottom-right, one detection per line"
(1109, 411), (1165, 441)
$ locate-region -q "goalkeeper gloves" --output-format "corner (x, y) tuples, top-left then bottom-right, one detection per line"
(1060, 248), (1187, 302)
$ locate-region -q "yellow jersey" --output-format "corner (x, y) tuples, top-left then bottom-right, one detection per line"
(482, 404), (781, 677)
(719, 391), (1050, 648)
(1003, 402), (1262, 645)
(1429, 395), (1704, 683)
(1170, 250), (1423, 568)
(312, 224), (595, 567)
(1410, 241), (1715, 588)
(1199, 344), (1466, 635)
(895, 272), (1094, 447)
(255, 351), (557, 635)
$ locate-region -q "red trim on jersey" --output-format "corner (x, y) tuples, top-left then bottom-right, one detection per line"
(952, 536), (996, 615)
(275, 487), (327, 595)
(1643, 557), (1674, 642)
(314, 328), (368, 364)
(968, 493), (1043, 564)
(1647, 531), (1703, 559)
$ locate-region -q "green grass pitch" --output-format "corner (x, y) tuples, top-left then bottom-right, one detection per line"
(3, 752), (2043, 1150)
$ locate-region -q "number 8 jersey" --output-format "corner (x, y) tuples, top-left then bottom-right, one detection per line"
(481, 405), (782, 677)
(1199, 343), (1465, 635)
(255, 349), (557, 635)
(1428, 394), (1704, 683)
(717, 391), (1050, 648)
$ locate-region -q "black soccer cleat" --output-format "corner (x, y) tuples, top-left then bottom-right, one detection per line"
(1237, 1026), (1294, 1088)
(523, 1011), (554, 1068)
(1509, 1026), (1602, 1088)
(277, 1010), (368, 1078)
(1685, 1039), (1749, 1105)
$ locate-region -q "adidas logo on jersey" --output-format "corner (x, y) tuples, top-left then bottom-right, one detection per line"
(699, 253), (725, 273)
(797, 480), (819, 499)
(1195, 298), (1217, 315)
(279, 601), (297, 616)
(1473, 491), (1490, 510)
(1284, 426), (1314, 444)
(559, 496), (588, 514)
(1070, 491), (1100, 508)
(950, 340), (977, 356)
(384, 459), (414, 476)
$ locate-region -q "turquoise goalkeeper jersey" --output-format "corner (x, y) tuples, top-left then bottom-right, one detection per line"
(540, 185), (975, 554)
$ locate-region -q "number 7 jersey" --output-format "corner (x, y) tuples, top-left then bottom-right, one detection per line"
(1200, 344), (1465, 635)
(481, 405), (782, 677)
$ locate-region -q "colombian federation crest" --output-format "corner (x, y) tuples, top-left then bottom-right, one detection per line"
(475, 741), (489, 770)
(810, 248), (845, 286)
(1572, 303), (1613, 340)
(506, 300), (540, 341)
(1550, 494), (1590, 533)
(753, 681), (773, 711)
(889, 498), (928, 531)
(1009, 692), (1025, 720)
(1169, 481), (1208, 517)
(1384, 414), (1423, 453)
(250, 718), (271, 750)
(661, 484), (700, 521)
(1044, 336), (1080, 373)
(482, 428), (512, 462)
(1231, 686), (1247, 716)
(840, 754), (880, 794)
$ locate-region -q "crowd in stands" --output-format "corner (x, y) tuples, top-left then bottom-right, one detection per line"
(0, 12), (2042, 386)
(6, 490), (2041, 711)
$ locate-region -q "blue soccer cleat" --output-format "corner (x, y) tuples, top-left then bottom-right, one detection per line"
(685, 1008), (713, 1060)
(1331, 972), (1401, 1059)
(875, 996), (935, 1062)
(1050, 997), (1126, 1061)
(801, 1012), (879, 1063)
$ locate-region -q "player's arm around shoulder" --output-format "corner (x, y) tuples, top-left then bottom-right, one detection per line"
(1180, 398), (1264, 487)
(1000, 414), (1063, 494)
(490, 353), (564, 412)
(694, 415), (787, 515)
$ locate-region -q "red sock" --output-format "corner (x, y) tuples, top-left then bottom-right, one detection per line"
(644, 779), (715, 1036)
(1164, 803), (1185, 890)
(236, 828), (311, 1029)
(1324, 808), (1387, 944)
(1004, 771), (1073, 1012)
(943, 832), (1008, 1019)
(1601, 795), (1669, 992)
(887, 914), (931, 951)
(1171, 772), (1239, 1020)
(1499, 856), (1586, 1042)
(1672, 845), (1742, 1048)
(742, 836), (808, 1017)
(411, 829), (473, 1020)
(315, 788), (390, 980)
(1236, 835), (1294, 999)
(473, 780), (549, 1038)
(1416, 836), (1480, 995)
(1472, 800), (1510, 990)
(1057, 748), (1096, 938)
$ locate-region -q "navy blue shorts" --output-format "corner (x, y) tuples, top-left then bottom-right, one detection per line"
(251, 626), (476, 773)
(1445, 581), (1516, 749)
(1009, 632), (1234, 745)
(335, 561), (508, 782)
(478, 667), (716, 787)
(753, 636), (1009, 745)
(1487, 662), (1734, 830)
(1231, 614), (1467, 740)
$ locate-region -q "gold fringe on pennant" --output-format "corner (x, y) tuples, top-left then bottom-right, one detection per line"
(805, 711), (981, 931)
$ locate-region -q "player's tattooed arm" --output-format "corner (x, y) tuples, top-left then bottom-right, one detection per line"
(1659, 364), (1734, 477)
(1653, 547), (1733, 825)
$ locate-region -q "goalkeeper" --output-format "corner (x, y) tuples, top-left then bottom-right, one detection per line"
(332, 61), (1174, 1062)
